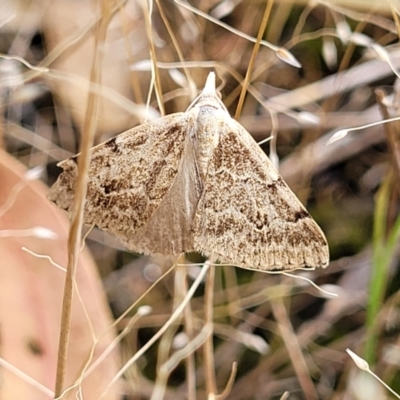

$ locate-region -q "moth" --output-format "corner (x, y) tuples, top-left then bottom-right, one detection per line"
(48, 72), (329, 271)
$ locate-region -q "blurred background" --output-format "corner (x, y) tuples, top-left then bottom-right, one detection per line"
(1, 0), (400, 399)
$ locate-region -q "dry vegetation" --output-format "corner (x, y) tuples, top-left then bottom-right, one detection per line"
(1, 0), (400, 399)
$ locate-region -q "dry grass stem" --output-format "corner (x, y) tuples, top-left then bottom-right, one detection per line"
(234, 0), (273, 120)
(271, 297), (319, 400)
(204, 263), (217, 398)
(54, 6), (113, 397)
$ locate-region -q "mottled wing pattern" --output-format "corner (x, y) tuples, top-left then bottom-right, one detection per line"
(193, 118), (329, 271)
(48, 113), (192, 254)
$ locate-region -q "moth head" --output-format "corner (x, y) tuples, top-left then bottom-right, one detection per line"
(187, 71), (228, 114)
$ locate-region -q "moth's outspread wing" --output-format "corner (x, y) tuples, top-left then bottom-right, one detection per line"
(192, 118), (329, 271)
(48, 113), (200, 254)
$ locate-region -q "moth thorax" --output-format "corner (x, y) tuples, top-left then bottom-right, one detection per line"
(194, 106), (222, 179)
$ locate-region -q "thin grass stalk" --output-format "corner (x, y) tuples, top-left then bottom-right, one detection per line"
(365, 171), (400, 364)
(271, 297), (319, 400)
(234, 0), (273, 120)
(154, 0), (195, 98)
(182, 260), (196, 400)
(151, 261), (185, 400)
(53, 2), (112, 396)
(140, 0), (165, 115)
(118, 4), (144, 104)
(204, 264), (216, 398)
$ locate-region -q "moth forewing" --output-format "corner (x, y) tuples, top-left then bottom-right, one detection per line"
(191, 110), (329, 271)
(48, 113), (192, 253)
